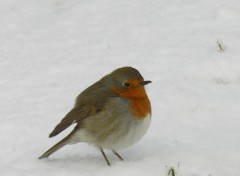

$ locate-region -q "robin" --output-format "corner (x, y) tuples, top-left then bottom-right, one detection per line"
(38, 66), (151, 166)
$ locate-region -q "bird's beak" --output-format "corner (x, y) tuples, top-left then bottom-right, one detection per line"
(140, 80), (152, 86)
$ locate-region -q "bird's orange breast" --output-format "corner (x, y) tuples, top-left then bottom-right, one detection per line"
(112, 81), (151, 119)
(129, 97), (151, 119)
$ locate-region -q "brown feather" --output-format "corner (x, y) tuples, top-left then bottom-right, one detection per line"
(49, 106), (95, 137)
(49, 78), (117, 138)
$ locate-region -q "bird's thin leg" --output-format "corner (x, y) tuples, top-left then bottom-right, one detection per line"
(112, 150), (124, 161)
(99, 147), (111, 166)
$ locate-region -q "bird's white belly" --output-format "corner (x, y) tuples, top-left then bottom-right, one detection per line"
(70, 114), (151, 150)
(106, 114), (151, 150)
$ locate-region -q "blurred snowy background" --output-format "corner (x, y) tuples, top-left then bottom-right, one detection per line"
(1, 0), (240, 175)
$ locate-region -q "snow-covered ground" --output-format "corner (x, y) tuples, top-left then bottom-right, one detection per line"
(1, 0), (240, 175)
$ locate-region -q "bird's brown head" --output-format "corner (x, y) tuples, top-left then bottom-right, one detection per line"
(109, 67), (151, 98)
(108, 67), (151, 118)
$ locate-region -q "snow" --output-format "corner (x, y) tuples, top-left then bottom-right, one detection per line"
(1, 0), (240, 175)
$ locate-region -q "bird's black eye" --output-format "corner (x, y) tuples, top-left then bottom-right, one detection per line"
(123, 82), (130, 87)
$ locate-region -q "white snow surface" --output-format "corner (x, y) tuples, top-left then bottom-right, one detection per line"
(1, 0), (240, 175)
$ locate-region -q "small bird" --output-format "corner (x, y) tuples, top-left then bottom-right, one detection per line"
(38, 67), (151, 166)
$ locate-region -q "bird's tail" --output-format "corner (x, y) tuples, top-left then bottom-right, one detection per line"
(38, 137), (69, 159)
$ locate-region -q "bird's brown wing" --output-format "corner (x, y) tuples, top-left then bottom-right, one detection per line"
(49, 105), (99, 138)
(48, 78), (116, 138)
